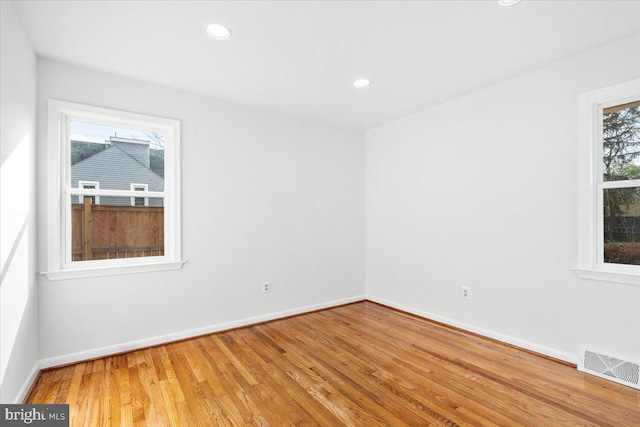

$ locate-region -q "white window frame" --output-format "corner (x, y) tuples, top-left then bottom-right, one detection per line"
(130, 183), (149, 206)
(575, 79), (640, 286)
(43, 100), (185, 280)
(78, 180), (100, 205)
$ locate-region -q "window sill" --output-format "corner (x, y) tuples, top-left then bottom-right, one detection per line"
(42, 260), (186, 281)
(573, 267), (639, 286)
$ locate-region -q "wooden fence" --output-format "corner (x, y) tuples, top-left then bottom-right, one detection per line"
(72, 198), (164, 261)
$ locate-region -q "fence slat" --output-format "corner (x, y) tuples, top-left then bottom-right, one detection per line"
(83, 198), (93, 260)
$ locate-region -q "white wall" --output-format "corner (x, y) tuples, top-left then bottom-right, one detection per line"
(0, 1), (39, 403)
(36, 59), (365, 363)
(366, 33), (640, 363)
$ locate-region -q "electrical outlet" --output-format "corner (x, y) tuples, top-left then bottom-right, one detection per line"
(462, 286), (471, 300)
(262, 281), (271, 293)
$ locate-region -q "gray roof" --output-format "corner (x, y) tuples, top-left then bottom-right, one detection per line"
(71, 140), (164, 178)
(72, 144), (164, 192)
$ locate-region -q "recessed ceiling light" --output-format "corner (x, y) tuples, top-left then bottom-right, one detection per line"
(353, 78), (370, 88)
(206, 23), (232, 40)
(498, 0), (522, 5)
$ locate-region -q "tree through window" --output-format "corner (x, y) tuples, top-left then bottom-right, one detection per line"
(602, 101), (640, 266)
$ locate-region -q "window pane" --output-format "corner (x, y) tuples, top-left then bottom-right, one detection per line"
(71, 197), (164, 261)
(602, 102), (640, 182)
(70, 121), (165, 191)
(69, 121), (165, 262)
(603, 187), (640, 265)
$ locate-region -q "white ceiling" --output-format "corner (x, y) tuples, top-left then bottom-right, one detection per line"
(12, 0), (640, 130)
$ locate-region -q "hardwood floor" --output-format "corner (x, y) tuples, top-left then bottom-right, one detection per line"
(26, 301), (640, 426)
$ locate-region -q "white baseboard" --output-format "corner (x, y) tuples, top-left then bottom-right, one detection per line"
(40, 295), (367, 369)
(366, 295), (576, 365)
(28, 293), (575, 396)
(14, 361), (41, 404)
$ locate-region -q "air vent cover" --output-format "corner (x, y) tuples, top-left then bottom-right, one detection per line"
(578, 347), (640, 390)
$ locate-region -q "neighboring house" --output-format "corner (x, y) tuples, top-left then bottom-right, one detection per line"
(71, 136), (164, 206)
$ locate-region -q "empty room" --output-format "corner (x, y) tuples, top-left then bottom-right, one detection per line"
(1, 0), (640, 425)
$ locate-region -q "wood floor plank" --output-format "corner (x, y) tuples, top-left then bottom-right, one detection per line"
(126, 356), (145, 426)
(25, 301), (640, 426)
(158, 345), (185, 404)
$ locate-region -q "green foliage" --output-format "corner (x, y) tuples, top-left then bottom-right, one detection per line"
(622, 163), (640, 179)
(602, 106), (640, 243)
(150, 149), (164, 178)
(602, 106), (640, 179)
(71, 141), (108, 165)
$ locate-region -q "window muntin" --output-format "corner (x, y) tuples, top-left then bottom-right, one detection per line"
(45, 100), (182, 278)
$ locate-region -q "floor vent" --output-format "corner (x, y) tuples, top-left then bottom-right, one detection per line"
(578, 347), (640, 390)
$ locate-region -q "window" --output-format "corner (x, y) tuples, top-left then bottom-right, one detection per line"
(78, 181), (100, 205)
(131, 183), (149, 206)
(576, 79), (640, 285)
(44, 100), (184, 280)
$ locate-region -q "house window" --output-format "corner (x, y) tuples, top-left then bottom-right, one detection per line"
(576, 79), (640, 286)
(44, 100), (184, 280)
(131, 183), (149, 206)
(78, 181), (100, 205)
